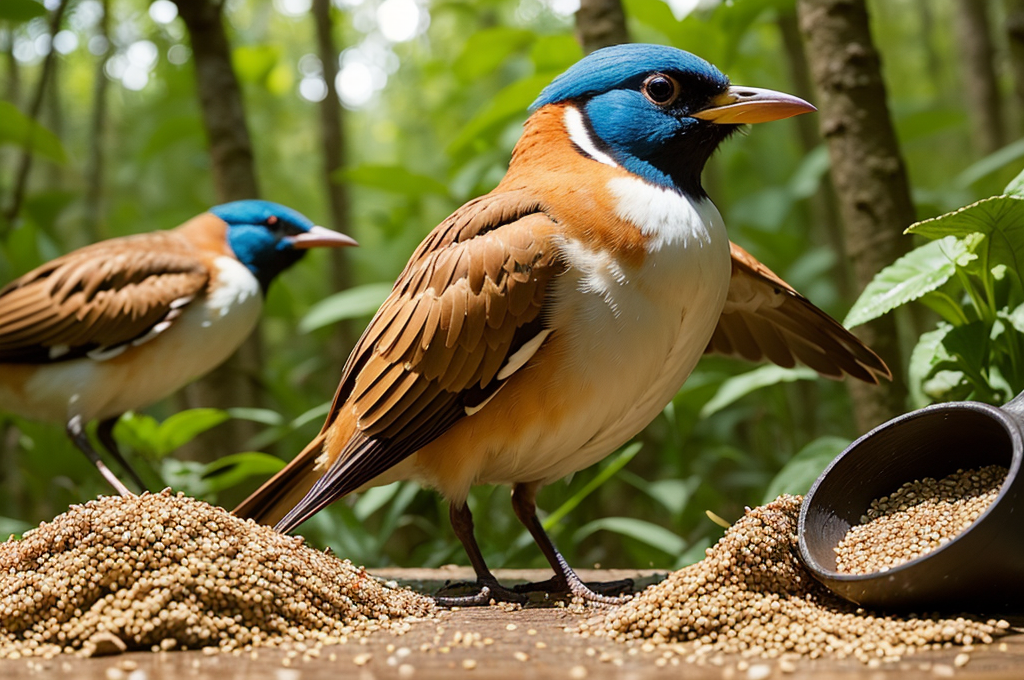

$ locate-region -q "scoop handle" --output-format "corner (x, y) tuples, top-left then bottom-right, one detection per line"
(1000, 389), (1024, 427)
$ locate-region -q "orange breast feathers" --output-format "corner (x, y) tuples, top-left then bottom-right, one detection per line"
(496, 104), (652, 268)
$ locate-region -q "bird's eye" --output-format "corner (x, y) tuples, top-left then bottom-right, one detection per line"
(642, 74), (679, 106)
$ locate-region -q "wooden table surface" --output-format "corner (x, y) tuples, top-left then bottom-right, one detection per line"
(1, 568), (1020, 679)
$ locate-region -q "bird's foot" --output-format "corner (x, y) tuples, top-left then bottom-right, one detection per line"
(513, 575), (633, 605)
(433, 578), (528, 607)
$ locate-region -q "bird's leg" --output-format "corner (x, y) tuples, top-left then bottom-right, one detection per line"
(510, 482), (631, 605)
(433, 502), (527, 607)
(96, 416), (149, 493)
(66, 416), (135, 498)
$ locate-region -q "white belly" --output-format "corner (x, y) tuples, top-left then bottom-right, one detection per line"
(477, 189), (731, 486)
(0, 257), (263, 424)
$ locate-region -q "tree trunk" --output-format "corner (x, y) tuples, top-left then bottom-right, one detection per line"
(1006, 0), (1024, 136)
(312, 0), (355, 358)
(777, 9), (849, 298)
(82, 0), (112, 243)
(173, 0), (263, 458)
(575, 0), (630, 54)
(3, 0), (69, 227)
(953, 0), (1005, 155)
(796, 0), (911, 431)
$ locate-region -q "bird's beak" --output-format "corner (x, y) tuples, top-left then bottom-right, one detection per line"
(691, 86), (816, 125)
(287, 225), (358, 249)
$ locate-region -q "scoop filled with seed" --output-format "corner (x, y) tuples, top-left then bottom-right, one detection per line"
(0, 491), (434, 659)
(799, 394), (1024, 612)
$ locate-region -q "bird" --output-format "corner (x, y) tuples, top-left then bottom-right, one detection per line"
(0, 200), (357, 497)
(233, 44), (890, 605)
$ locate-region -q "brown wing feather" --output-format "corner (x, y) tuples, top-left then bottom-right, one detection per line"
(706, 242), (891, 383)
(234, 191), (564, 531)
(0, 232), (209, 364)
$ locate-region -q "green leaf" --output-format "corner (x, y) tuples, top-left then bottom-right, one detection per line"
(0, 102), (67, 164)
(141, 115), (203, 160)
(199, 452), (286, 493)
(908, 324), (953, 408)
(908, 197), (1024, 292)
(529, 35), (583, 72)
(1005, 166), (1024, 198)
(700, 365), (817, 418)
(333, 164), (449, 198)
(572, 517), (686, 556)
(154, 409), (231, 456)
(954, 138), (1024, 188)
(454, 27), (534, 82)
(844, 236), (974, 328)
(353, 482), (402, 522)
(0, 516), (32, 539)
(299, 282), (392, 333)
(0, 0), (46, 23)
(448, 73), (556, 157)
(787, 144), (830, 200)
(762, 436), (850, 504)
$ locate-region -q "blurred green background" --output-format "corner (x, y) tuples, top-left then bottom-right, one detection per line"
(1, 0), (1022, 573)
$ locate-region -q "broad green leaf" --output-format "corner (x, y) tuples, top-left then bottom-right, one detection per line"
(908, 197), (1024, 291)
(0, 102), (67, 164)
(0, 517), (32, 539)
(114, 413), (161, 458)
(299, 282), (392, 333)
(199, 452), (286, 493)
(154, 408), (231, 456)
(0, 0), (46, 23)
(844, 236), (974, 328)
(787, 144), (830, 200)
(762, 436), (850, 504)
(226, 407), (285, 426)
(1005, 166), (1024, 198)
(454, 27), (533, 82)
(908, 324), (953, 408)
(333, 164), (449, 198)
(353, 482), (402, 522)
(447, 73), (555, 156)
(700, 365), (817, 418)
(572, 516), (686, 556)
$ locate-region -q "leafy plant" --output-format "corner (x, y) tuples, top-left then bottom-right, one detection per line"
(847, 168), (1024, 407)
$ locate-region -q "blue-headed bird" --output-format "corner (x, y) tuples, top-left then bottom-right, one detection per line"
(0, 200), (356, 497)
(234, 45), (890, 604)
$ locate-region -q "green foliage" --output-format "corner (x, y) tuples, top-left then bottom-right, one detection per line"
(762, 436), (849, 503)
(300, 282), (393, 332)
(849, 172), (1024, 406)
(115, 409), (231, 460)
(0, 102), (67, 164)
(0, 0), (46, 24)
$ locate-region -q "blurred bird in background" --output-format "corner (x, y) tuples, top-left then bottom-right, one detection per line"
(0, 200), (356, 497)
(235, 45), (889, 604)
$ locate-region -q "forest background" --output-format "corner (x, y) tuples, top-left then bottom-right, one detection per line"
(1, 0), (1022, 574)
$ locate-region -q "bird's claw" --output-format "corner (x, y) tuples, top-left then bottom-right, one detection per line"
(433, 580), (528, 607)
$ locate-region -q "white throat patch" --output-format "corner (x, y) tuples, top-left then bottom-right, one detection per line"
(563, 106), (619, 169)
(607, 176), (724, 252)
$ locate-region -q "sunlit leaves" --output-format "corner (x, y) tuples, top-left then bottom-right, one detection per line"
(0, 0), (46, 23)
(115, 409), (231, 459)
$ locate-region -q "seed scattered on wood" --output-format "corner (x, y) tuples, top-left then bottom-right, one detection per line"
(835, 466), (1006, 575)
(586, 495), (1010, 665)
(0, 491), (433, 659)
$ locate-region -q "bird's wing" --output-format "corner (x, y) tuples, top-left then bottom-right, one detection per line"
(0, 232), (210, 364)
(705, 242), (890, 383)
(235, 191), (564, 531)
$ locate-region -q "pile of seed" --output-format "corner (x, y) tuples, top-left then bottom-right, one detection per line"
(584, 496), (1009, 664)
(835, 465), (1007, 574)
(0, 491), (433, 659)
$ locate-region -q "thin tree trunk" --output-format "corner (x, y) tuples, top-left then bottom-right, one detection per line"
(917, 0), (946, 102)
(173, 0), (263, 458)
(954, 0), (1005, 154)
(1006, 0), (1024, 135)
(3, 0), (69, 227)
(312, 0), (355, 358)
(575, 0), (630, 54)
(796, 0), (911, 431)
(777, 9), (849, 298)
(82, 0), (112, 243)
(4, 28), (18, 105)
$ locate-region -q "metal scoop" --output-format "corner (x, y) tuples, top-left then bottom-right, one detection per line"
(798, 392), (1024, 614)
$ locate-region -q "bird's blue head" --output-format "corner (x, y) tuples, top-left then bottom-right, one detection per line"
(531, 44), (814, 197)
(210, 200), (356, 293)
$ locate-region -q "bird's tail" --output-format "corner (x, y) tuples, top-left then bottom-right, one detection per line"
(232, 432), (328, 528)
